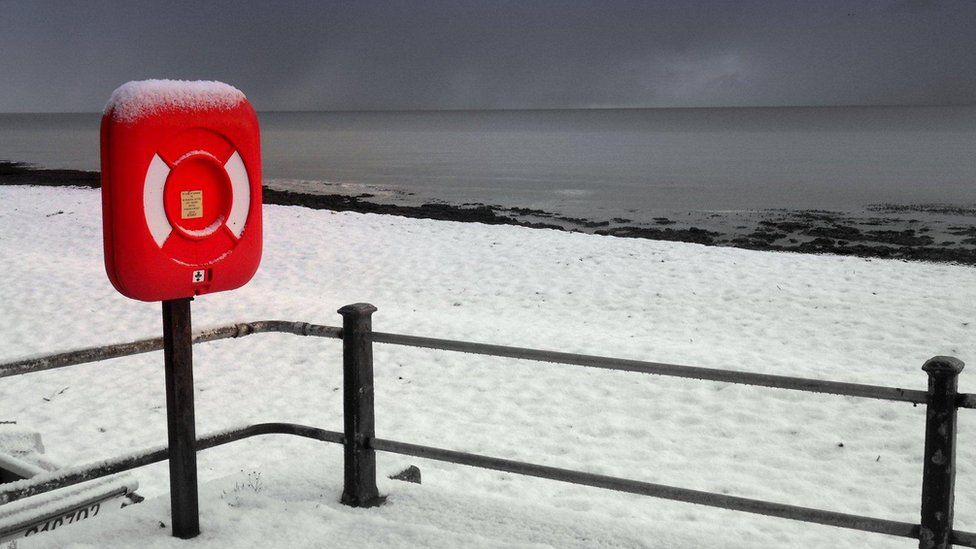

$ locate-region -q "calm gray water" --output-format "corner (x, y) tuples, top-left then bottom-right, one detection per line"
(2, 106), (974, 220)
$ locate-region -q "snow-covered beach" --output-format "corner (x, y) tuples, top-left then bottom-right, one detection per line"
(1, 184), (974, 547)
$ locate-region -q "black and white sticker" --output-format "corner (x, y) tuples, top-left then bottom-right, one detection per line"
(192, 270), (206, 283)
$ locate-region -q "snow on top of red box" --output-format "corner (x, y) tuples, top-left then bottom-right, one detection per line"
(105, 79), (247, 123)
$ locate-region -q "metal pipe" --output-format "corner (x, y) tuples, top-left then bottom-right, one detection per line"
(0, 321), (341, 379)
(370, 437), (924, 541)
(0, 423), (343, 504)
(370, 437), (976, 545)
(370, 331), (931, 404)
(959, 394), (976, 410)
(955, 531), (976, 547)
(4, 321), (973, 408)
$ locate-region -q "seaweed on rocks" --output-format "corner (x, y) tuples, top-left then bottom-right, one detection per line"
(0, 161), (99, 188)
(555, 215), (610, 228)
(595, 226), (719, 245)
(759, 220), (811, 232)
(507, 206), (554, 217)
(947, 226), (976, 237)
(747, 230), (787, 243)
(868, 203), (976, 216)
(804, 224), (863, 240)
(862, 230), (934, 247)
(264, 188), (524, 226)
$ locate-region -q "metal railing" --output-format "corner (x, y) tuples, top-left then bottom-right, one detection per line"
(1, 304), (972, 548)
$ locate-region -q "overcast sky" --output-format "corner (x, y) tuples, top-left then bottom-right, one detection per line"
(1, 0), (974, 112)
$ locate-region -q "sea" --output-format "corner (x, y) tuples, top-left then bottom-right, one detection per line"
(2, 106), (975, 225)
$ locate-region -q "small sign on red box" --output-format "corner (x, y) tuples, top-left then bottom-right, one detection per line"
(100, 80), (262, 301)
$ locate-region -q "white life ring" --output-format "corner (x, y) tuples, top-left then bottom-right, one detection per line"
(143, 150), (250, 247)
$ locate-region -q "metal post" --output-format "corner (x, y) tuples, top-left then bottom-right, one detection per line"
(162, 298), (200, 538)
(919, 356), (964, 549)
(338, 303), (384, 507)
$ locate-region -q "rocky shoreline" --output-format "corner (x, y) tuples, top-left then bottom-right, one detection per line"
(0, 160), (100, 188)
(4, 160), (974, 265)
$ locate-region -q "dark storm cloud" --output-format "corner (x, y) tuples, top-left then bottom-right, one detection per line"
(0, 0), (974, 111)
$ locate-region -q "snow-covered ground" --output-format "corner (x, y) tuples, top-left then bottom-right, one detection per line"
(1, 185), (974, 548)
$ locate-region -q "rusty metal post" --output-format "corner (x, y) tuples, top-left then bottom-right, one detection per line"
(338, 303), (384, 507)
(919, 356), (964, 549)
(162, 298), (200, 538)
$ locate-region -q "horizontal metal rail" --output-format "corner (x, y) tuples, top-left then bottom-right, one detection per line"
(958, 531), (976, 547)
(370, 331), (935, 405)
(370, 437), (976, 547)
(3, 320), (973, 407)
(0, 321), (341, 379)
(4, 416), (974, 546)
(0, 423), (343, 505)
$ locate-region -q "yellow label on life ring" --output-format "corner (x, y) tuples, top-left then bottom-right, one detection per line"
(180, 190), (203, 219)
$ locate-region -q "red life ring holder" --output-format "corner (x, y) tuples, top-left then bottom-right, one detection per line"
(100, 79), (262, 302)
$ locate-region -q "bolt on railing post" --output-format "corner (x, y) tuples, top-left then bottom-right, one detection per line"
(919, 356), (964, 549)
(338, 303), (384, 508)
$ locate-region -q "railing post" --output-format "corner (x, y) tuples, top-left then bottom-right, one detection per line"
(919, 356), (964, 549)
(338, 303), (384, 507)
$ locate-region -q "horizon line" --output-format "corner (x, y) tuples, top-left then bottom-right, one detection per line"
(3, 101), (976, 116)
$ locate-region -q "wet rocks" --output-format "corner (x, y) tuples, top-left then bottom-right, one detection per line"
(0, 161), (99, 188)
(595, 226), (719, 245)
